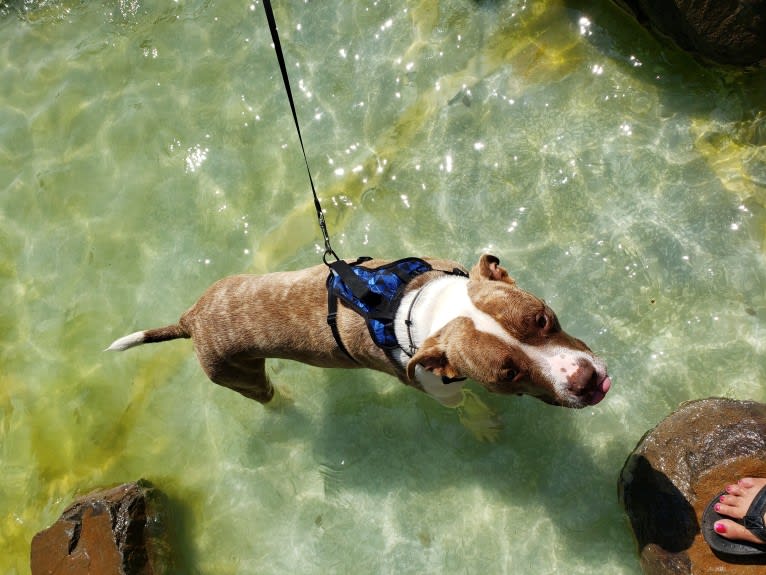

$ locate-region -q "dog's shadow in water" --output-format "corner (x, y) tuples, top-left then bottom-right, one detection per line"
(269, 368), (634, 564)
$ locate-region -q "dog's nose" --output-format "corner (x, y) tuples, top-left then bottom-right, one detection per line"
(568, 359), (611, 405)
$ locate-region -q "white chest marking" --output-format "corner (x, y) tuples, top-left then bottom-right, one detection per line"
(397, 276), (513, 349)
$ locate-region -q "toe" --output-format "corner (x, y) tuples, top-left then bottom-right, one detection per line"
(716, 501), (742, 520)
(726, 483), (743, 496)
(738, 477), (757, 489)
(717, 496), (747, 519)
(715, 519), (766, 545)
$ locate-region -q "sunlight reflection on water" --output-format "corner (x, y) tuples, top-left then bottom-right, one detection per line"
(1, 0), (765, 573)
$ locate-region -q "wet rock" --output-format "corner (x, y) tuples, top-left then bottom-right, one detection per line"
(30, 480), (171, 575)
(611, 1), (766, 68)
(619, 398), (766, 574)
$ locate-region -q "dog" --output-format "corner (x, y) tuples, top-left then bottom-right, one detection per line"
(107, 254), (611, 411)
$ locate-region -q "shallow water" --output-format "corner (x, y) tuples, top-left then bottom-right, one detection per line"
(2, 0), (766, 573)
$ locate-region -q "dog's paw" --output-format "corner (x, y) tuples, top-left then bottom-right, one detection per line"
(457, 389), (503, 442)
(264, 385), (294, 412)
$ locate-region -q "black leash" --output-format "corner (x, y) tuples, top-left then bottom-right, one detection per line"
(264, 0), (405, 364)
(262, 0), (339, 265)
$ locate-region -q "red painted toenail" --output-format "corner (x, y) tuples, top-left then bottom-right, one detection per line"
(715, 522), (727, 534)
(715, 503), (721, 512)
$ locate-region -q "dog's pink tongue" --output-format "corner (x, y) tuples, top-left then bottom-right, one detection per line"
(587, 376), (612, 406)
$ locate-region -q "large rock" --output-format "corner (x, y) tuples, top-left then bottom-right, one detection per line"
(619, 398), (766, 574)
(30, 480), (171, 575)
(612, 1), (766, 67)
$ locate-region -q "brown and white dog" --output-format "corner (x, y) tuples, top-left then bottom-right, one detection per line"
(107, 254), (611, 409)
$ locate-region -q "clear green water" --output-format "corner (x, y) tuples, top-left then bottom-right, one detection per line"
(2, 0), (766, 573)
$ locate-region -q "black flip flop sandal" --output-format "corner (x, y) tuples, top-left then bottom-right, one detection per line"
(702, 484), (766, 557)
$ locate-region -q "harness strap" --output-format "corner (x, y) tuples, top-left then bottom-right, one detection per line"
(326, 256), (373, 362)
(327, 284), (356, 362)
(328, 258), (376, 306)
(402, 286), (426, 358)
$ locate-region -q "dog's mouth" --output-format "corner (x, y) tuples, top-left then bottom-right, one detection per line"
(581, 374), (611, 406)
(498, 364), (612, 408)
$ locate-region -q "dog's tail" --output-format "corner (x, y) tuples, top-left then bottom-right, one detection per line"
(105, 324), (189, 352)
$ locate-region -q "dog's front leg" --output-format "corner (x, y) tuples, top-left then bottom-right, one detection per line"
(407, 366), (503, 442)
(456, 389), (503, 442)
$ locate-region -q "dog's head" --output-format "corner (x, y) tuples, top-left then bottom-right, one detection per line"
(406, 254), (611, 408)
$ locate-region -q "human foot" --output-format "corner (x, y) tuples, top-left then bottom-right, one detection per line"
(702, 476), (766, 557)
(713, 477), (766, 545)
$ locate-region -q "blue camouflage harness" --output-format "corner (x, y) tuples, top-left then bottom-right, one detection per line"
(326, 257), (468, 371)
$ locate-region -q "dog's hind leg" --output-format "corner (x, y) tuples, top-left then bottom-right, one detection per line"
(201, 353), (276, 404)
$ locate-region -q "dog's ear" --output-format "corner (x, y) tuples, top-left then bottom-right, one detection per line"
(470, 254), (516, 285)
(406, 334), (461, 381)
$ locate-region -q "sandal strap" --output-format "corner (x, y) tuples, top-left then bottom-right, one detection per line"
(743, 484), (766, 542)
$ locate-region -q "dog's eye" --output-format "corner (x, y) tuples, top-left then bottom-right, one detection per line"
(503, 368), (518, 382)
(536, 313), (548, 330)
